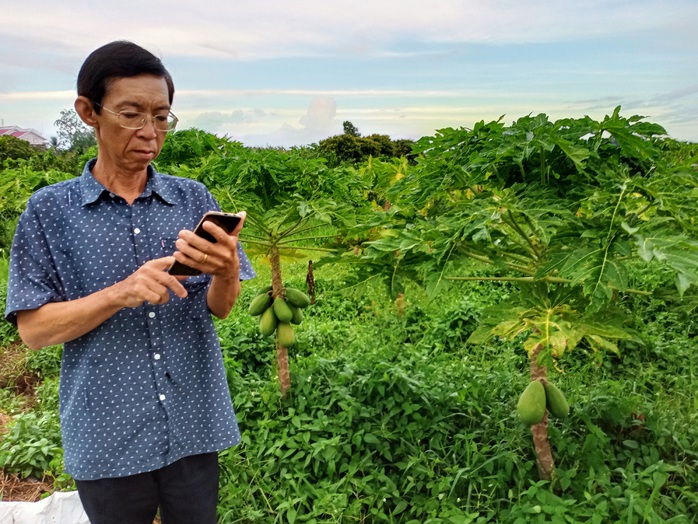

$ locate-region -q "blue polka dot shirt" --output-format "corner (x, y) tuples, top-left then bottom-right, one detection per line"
(4, 159), (256, 481)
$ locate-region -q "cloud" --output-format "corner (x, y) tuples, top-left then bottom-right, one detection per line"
(298, 97), (337, 133)
(227, 96), (338, 147)
(650, 84), (698, 104)
(190, 110), (247, 129)
(2, 1), (697, 63)
(0, 91), (74, 101)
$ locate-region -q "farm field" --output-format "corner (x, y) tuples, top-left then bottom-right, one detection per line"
(1, 109), (697, 523)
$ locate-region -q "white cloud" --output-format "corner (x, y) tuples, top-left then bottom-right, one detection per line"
(206, 97), (339, 147)
(1, 1), (696, 63)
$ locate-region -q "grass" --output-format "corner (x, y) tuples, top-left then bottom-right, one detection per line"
(1, 258), (697, 522)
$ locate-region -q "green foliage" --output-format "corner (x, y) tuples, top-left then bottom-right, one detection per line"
(318, 133), (415, 166)
(0, 136), (38, 163)
(0, 167), (75, 254)
(0, 411), (62, 479)
(212, 273), (698, 522)
(156, 128), (231, 168)
(328, 107), (698, 362)
(25, 345), (63, 379)
(342, 121), (360, 137)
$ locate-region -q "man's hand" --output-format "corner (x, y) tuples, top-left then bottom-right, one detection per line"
(113, 256), (188, 308)
(172, 211), (246, 281)
(171, 211), (247, 318)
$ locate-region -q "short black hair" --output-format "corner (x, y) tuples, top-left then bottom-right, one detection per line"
(77, 41), (175, 113)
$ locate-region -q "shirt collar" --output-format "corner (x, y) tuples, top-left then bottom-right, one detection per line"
(78, 159), (175, 206)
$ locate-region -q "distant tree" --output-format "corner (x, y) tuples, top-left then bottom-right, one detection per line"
(343, 121), (360, 137)
(319, 131), (420, 166)
(0, 135), (38, 162)
(53, 109), (96, 153)
(318, 134), (364, 164)
(392, 138), (416, 160)
(364, 134), (394, 156)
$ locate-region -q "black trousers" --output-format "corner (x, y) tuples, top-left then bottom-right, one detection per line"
(75, 452), (219, 524)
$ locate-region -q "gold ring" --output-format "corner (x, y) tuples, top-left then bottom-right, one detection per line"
(200, 253), (208, 264)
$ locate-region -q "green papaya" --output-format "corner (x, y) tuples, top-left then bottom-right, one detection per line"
(277, 322), (295, 347)
(288, 304), (304, 325)
(248, 292), (272, 316)
(259, 307), (278, 337)
(517, 380), (546, 426)
(273, 297), (294, 323)
(543, 381), (569, 419)
(284, 287), (311, 309)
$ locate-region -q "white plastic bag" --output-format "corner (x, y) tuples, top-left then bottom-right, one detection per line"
(0, 490), (89, 524)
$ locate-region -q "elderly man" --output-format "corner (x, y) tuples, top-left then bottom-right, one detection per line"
(4, 41), (255, 524)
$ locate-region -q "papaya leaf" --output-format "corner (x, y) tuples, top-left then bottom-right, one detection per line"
(586, 335), (621, 356)
(635, 234), (698, 295)
(551, 136), (590, 171)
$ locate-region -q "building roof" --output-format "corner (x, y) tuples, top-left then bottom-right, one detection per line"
(0, 126), (49, 146)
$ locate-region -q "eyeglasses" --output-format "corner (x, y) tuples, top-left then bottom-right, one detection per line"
(93, 102), (178, 133)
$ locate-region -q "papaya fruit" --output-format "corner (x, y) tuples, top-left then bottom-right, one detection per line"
(259, 307), (278, 337)
(543, 381), (569, 419)
(277, 322), (295, 347)
(248, 292), (272, 316)
(273, 297), (294, 323)
(517, 380), (546, 426)
(284, 288), (311, 309)
(288, 304), (304, 325)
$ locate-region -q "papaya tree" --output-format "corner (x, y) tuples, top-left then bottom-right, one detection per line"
(324, 107), (698, 480)
(159, 135), (368, 395)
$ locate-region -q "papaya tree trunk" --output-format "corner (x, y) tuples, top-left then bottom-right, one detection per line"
(269, 246), (291, 396)
(530, 344), (555, 481)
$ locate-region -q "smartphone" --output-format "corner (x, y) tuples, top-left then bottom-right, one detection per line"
(167, 211), (242, 276)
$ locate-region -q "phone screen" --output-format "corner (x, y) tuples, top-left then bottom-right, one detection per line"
(167, 212), (241, 276)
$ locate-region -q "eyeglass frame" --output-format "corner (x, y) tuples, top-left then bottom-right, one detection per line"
(92, 102), (179, 133)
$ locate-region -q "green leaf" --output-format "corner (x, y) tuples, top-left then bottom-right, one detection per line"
(635, 234), (698, 295)
(363, 433), (380, 444)
(393, 500), (408, 515)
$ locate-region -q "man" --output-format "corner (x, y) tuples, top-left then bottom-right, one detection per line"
(4, 41), (255, 523)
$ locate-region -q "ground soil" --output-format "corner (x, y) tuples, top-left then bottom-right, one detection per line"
(0, 341), (46, 502)
(0, 470), (54, 502)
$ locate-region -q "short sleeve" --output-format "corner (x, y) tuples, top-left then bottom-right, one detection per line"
(4, 202), (65, 325)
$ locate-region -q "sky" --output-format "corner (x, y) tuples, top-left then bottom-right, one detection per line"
(1, 0), (697, 148)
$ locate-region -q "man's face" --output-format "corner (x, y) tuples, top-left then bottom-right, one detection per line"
(93, 74), (171, 174)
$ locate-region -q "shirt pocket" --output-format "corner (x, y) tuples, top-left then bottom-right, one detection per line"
(159, 237), (179, 257)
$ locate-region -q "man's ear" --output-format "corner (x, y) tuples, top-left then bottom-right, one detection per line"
(74, 96), (98, 128)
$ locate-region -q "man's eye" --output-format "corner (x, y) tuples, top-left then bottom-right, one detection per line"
(120, 112), (143, 121)
(153, 114), (169, 123)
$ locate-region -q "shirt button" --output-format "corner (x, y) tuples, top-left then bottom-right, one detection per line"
(134, 228), (141, 235)
(154, 353), (161, 360)
(159, 394), (166, 401)
(148, 312), (156, 318)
